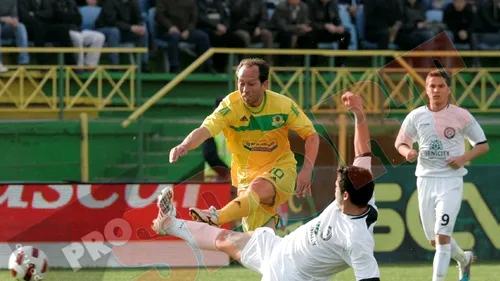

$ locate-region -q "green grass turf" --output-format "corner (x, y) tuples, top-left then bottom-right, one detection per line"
(1, 263), (498, 281)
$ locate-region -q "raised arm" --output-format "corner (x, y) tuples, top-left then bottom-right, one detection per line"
(342, 92), (371, 157)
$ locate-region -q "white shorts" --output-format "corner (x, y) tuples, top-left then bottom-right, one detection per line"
(417, 177), (463, 240)
(240, 227), (290, 281)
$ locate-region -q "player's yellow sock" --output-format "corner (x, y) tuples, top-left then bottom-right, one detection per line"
(218, 190), (260, 225)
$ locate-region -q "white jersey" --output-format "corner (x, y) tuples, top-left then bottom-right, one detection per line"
(276, 156), (379, 280)
(395, 104), (487, 177)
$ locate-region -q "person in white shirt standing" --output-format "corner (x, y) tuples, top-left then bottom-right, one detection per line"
(395, 70), (489, 281)
(151, 91), (381, 281)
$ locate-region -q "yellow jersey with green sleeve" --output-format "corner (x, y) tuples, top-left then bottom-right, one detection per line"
(201, 90), (316, 188)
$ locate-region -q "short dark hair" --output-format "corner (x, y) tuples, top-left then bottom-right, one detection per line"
(236, 58), (269, 83)
(427, 70), (450, 86)
(337, 165), (374, 207)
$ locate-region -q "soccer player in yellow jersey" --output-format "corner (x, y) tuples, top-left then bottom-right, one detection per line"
(169, 58), (319, 232)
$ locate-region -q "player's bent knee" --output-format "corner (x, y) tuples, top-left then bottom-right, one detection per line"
(215, 230), (253, 260)
(248, 178), (275, 206)
(436, 234), (451, 245)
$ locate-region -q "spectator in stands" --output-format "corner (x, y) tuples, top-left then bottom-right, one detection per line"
(196, 0), (230, 73)
(364, 0), (402, 49)
(53, 0), (105, 69)
(156, 0), (215, 73)
(76, 0), (99, 6)
(337, 0), (362, 23)
(430, 0), (451, 10)
(272, 0), (314, 49)
(443, 0), (477, 49)
(474, 0), (500, 47)
(95, 0), (149, 70)
(228, 0), (274, 64)
(0, 0), (30, 72)
(308, 0), (351, 66)
(395, 0), (436, 50)
(19, 0), (75, 65)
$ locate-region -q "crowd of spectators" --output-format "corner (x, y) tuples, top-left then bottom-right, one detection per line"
(0, 0), (499, 73)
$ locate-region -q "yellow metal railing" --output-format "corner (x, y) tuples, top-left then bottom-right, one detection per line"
(123, 48), (500, 127)
(0, 47), (146, 116)
(122, 48), (500, 163)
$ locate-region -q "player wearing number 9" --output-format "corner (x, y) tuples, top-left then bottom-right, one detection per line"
(395, 70), (489, 281)
(169, 58), (319, 232)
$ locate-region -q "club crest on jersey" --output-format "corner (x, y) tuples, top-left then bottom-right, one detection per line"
(444, 127), (455, 139)
(272, 115), (285, 127)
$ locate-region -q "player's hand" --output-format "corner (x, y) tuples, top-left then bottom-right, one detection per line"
(406, 149), (418, 163)
(169, 143), (189, 163)
(296, 167), (313, 198)
(181, 30), (190, 40)
(341, 91), (363, 112)
(446, 156), (466, 169)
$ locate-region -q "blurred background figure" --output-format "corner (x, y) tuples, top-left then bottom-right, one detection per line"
(0, 0), (30, 72)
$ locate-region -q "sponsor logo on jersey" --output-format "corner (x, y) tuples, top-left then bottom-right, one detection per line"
(321, 226), (332, 241)
(243, 139), (278, 152)
(422, 139), (450, 159)
(308, 221), (321, 246)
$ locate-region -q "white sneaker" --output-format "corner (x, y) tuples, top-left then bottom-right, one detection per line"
(151, 186), (176, 235)
(458, 251), (476, 281)
(189, 206), (219, 226)
(0, 64), (8, 73)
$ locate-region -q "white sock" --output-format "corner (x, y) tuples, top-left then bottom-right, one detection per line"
(450, 238), (467, 265)
(164, 217), (204, 264)
(432, 243), (451, 281)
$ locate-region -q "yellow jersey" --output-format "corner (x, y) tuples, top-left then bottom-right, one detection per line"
(202, 90), (316, 188)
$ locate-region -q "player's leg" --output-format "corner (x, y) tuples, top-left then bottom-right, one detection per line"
(188, 181), (262, 227)
(417, 177), (438, 243)
(189, 177), (270, 227)
(243, 166), (297, 231)
(223, 166), (296, 231)
(418, 177), (448, 281)
(190, 165), (296, 231)
(434, 177), (475, 281)
(151, 186), (252, 260)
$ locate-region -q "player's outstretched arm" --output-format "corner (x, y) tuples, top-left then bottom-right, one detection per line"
(341, 92), (370, 157)
(169, 127), (211, 163)
(348, 241), (381, 281)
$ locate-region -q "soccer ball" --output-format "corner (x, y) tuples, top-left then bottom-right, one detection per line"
(8, 245), (48, 280)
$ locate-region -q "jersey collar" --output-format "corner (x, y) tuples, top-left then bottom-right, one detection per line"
(244, 91), (267, 114)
